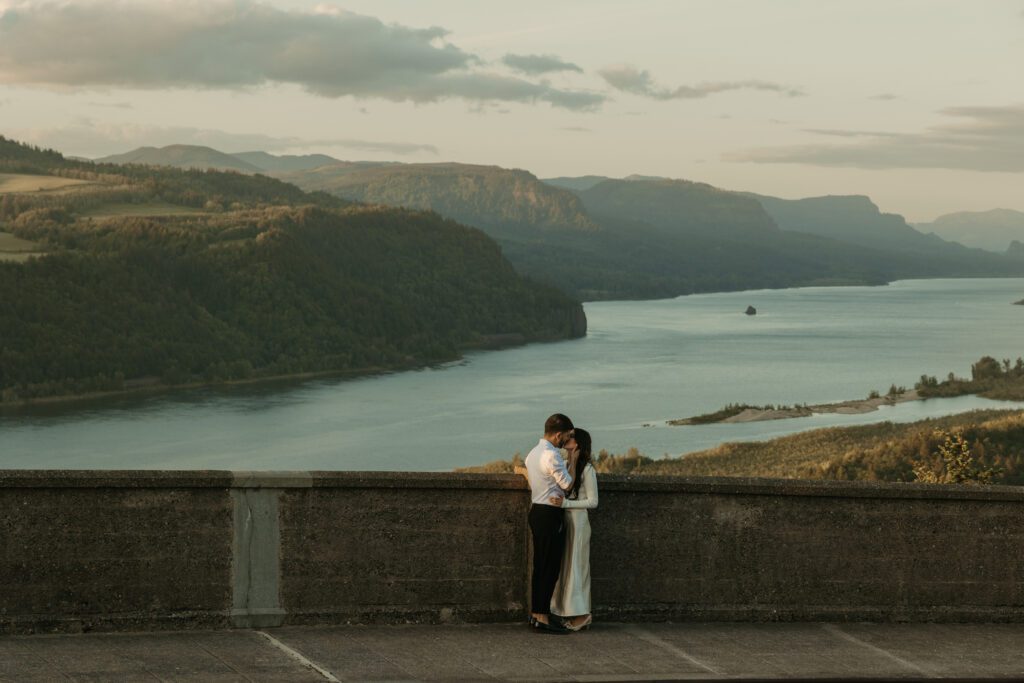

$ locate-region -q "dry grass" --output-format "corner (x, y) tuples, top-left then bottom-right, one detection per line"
(459, 409), (1024, 485)
(624, 409), (1024, 483)
(82, 202), (206, 219)
(0, 173), (94, 194)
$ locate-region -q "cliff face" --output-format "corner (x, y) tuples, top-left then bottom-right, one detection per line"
(277, 162), (598, 237)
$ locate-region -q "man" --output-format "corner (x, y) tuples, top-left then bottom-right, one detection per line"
(524, 413), (574, 633)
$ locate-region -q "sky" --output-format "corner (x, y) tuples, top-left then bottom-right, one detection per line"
(0, 0), (1022, 222)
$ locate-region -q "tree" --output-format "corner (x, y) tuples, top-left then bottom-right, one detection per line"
(971, 356), (1003, 381)
(913, 430), (999, 485)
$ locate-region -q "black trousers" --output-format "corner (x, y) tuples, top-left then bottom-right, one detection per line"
(528, 503), (565, 615)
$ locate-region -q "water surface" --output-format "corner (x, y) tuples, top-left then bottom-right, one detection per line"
(3, 279), (1023, 470)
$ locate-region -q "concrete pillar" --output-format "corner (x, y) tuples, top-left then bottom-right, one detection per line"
(229, 472), (312, 628)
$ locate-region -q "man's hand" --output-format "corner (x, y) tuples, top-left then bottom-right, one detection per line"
(549, 496), (564, 507)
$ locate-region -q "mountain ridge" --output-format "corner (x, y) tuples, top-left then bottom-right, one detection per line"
(915, 208), (1024, 252)
(95, 144), (263, 173)
(80, 143), (1024, 300)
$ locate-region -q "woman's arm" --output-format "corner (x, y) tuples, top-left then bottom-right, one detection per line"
(562, 465), (598, 509)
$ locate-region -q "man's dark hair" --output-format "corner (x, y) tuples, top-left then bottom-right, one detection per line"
(544, 413), (574, 435)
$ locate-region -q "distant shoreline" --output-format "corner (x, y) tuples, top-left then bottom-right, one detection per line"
(0, 366), (396, 410)
(0, 332), (564, 410)
(669, 389), (922, 425)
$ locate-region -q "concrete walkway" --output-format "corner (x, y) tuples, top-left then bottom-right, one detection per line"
(2, 622), (1023, 681)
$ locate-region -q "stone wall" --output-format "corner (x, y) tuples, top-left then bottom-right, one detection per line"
(1, 471), (1022, 634)
(591, 477), (1024, 622)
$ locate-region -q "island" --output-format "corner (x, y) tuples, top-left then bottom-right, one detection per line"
(669, 355), (1024, 426)
(668, 390), (919, 425)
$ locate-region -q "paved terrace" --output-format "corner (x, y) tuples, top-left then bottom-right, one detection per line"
(2, 622), (1023, 681)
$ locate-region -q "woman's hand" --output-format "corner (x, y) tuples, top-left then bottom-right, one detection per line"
(549, 496), (564, 507)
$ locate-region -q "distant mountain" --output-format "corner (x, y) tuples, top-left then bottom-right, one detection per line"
(745, 194), (948, 254)
(281, 164), (1024, 300)
(269, 160), (400, 188)
(95, 145), (263, 173)
(231, 151), (344, 173)
(579, 178), (779, 242)
(277, 162), (599, 236)
(542, 175), (611, 192)
(914, 209), (1024, 252)
(542, 174), (669, 192)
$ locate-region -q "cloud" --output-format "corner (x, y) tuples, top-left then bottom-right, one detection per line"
(88, 101), (134, 109)
(502, 53), (583, 75)
(10, 121), (439, 158)
(728, 105), (1024, 172)
(598, 65), (804, 100)
(869, 93), (898, 101)
(801, 128), (904, 138)
(559, 126), (592, 133)
(0, 1), (604, 111)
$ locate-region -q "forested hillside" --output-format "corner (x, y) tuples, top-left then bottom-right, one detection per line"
(0, 137), (585, 402)
(579, 178), (779, 241)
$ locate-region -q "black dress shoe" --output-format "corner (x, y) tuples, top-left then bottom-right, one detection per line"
(534, 618), (570, 634)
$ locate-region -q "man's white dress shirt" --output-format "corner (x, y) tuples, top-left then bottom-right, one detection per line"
(524, 438), (573, 506)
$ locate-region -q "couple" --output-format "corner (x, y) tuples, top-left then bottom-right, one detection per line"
(524, 413), (599, 634)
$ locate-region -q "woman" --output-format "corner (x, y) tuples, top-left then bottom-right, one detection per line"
(549, 428), (598, 631)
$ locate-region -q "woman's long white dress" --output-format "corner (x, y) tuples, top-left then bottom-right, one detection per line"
(551, 463), (599, 617)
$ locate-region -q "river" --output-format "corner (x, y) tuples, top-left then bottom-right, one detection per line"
(2, 278), (1023, 470)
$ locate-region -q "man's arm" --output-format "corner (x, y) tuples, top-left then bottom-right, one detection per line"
(546, 451), (573, 490)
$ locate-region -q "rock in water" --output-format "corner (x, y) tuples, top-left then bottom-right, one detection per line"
(745, 305), (757, 315)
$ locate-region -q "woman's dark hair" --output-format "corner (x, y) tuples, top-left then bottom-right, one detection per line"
(566, 428), (592, 500)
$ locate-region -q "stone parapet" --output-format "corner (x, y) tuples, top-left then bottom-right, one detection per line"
(1, 471), (1022, 634)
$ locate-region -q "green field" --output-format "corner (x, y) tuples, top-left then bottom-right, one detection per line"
(0, 253), (41, 263)
(0, 231), (45, 261)
(82, 202), (207, 219)
(0, 172), (94, 194)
